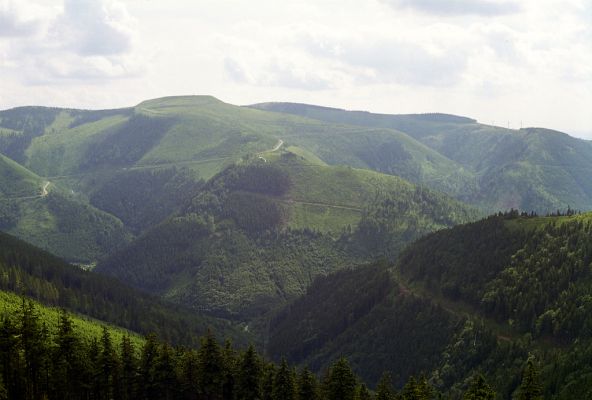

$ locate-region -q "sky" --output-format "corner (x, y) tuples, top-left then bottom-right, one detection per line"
(0, 0), (591, 137)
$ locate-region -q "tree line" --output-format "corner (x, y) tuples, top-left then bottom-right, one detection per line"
(0, 300), (544, 400)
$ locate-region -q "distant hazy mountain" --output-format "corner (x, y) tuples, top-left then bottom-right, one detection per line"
(251, 102), (592, 213)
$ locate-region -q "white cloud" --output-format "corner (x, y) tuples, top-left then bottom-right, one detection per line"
(0, 0), (141, 84)
(383, 0), (521, 16)
(0, 1), (42, 37)
(0, 0), (589, 136)
(224, 57), (250, 84)
(52, 0), (135, 56)
(300, 34), (469, 86)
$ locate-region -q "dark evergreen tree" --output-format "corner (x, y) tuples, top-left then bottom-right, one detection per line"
(0, 315), (22, 399)
(120, 335), (138, 400)
(297, 367), (318, 400)
(179, 348), (199, 400)
(401, 377), (424, 400)
(139, 333), (160, 400)
(51, 310), (85, 399)
(197, 330), (224, 400)
(97, 326), (120, 400)
(222, 339), (238, 400)
(356, 383), (372, 400)
(272, 358), (295, 400)
(18, 300), (49, 400)
(376, 372), (396, 400)
(88, 337), (101, 398)
(516, 359), (543, 400)
(261, 364), (276, 400)
(324, 358), (357, 400)
(236, 345), (262, 400)
(463, 375), (495, 400)
(153, 343), (177, 400)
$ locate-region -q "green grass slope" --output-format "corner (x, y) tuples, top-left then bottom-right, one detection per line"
(95, 153), (477, 321)
(252, 102), (592, 213)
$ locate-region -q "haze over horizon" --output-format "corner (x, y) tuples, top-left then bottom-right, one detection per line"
(1, 0), (590, 138)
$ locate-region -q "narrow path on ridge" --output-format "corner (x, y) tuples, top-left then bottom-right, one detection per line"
(278, 199), (363, 212)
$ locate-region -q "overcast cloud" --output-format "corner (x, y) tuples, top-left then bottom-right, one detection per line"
(0, 0), (590, 137)
(0, 2), (40, 37)
(383, 0), (522, 16)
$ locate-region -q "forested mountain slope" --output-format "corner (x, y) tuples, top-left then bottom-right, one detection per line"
(251, 102), (592, 212)
(0, 153), (131, 262)
(268, 212), (592, 398)
(0, 230), (245, 346)
(96, 153), (477, 320)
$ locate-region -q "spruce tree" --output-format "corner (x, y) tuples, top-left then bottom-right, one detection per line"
(153, 343), (177, 400)
(0, 315), (21, 399)
(140, 333), (160, 400)
(261, 364), (276, 400)
(297, 367), (318, 400)
(18, 300), (49, 400)
(51, 309), (84, 399)
(516, 359), (543, 400)
(324, 358), (357, 400)
(197, 330), (224, 400)
(416, 377), (435, 399)
(88, 337), (101, 398)
(222, 339), (238, 400)
(356, 383), (372, 400)
(376, 372), (395, 400)
(463, 374), (495, 400)
(179, 349), (199, 400)
(273, 358), (295, 400)
(401, 377), (423, 400)
(237, 345), (262, 400)
(120, 335), (137, 400)
(97, 327), (119, 400)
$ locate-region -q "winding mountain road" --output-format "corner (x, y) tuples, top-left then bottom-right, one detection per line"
(1, 181), (50, 201)
(41, 181), (50, 197)
(258, 139), (284, 162)
(269, 139), (284, 152)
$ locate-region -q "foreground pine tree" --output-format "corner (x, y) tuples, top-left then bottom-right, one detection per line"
(297, 367), (319, 400)
(516, 359), (543, 400)
(120, 335), (137, 400)
(237, 345), (262, 400)
(376, 372), (396, 400)
(197, 331), (224, 400)
(273, 358), (295, 400)
(356, 383), (372, 400)
(324, 358), (357, 400)
(463, 374), (495, 400)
